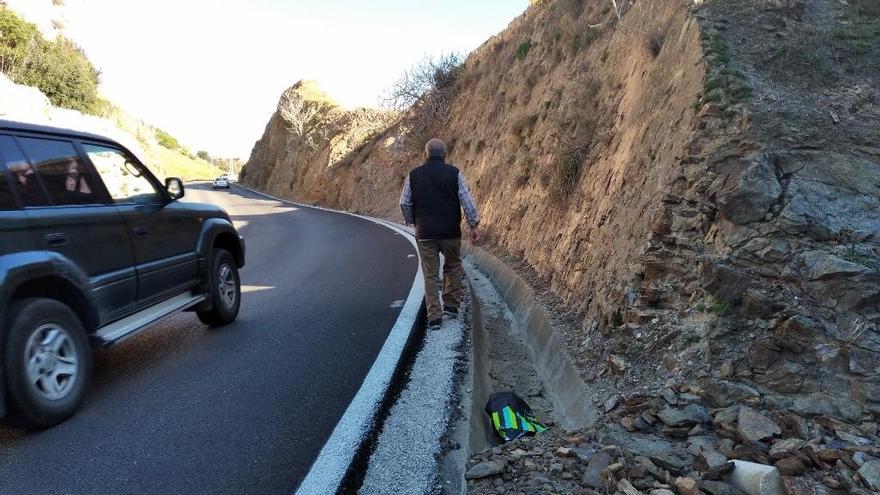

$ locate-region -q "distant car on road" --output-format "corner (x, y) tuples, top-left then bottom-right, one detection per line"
(0, 119), (246, 428)
(213, 176), (230, 189)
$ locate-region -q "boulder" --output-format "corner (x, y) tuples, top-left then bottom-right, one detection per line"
(737, 407), (782, 443)
(465, 460), (505, 479)
(778, 153), (880, 241)
(774, 456), (807, 476)
(768, 438), (806, 457)
(858, 459), (880, 491)
(657, 405), (710, 427)
(676, 476), (702, 495)
(581, 451), (611, 488)
(699, 480), (749, 495)
(715, 156), (782, 225)
(796, 251), (868, 281)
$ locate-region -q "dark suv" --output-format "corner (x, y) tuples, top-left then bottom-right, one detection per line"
(0, 120), (245, 428)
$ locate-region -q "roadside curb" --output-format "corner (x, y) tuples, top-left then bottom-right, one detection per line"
(227, 184), (425, 494)
(462, 244), (597, 430)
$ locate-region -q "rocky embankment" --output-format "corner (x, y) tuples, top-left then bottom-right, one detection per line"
(465, 385), (880, 494)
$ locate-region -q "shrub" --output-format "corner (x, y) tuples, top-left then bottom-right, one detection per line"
(156, 129), (181, 151)
(515, 41), (533, 60)
(0, 7), (100, 114)
(383, 52), (464, 150)
(647, 31), (665, 58)
(197, 150), (211, 161)
(550, 151), (582, 200)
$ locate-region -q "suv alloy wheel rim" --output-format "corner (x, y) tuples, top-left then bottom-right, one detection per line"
(218, 263), (237, 309)
(24, 324), (79, 401)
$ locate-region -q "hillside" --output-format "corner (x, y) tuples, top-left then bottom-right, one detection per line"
(243, 0), (880, 491)
(0, 5), (216, 181)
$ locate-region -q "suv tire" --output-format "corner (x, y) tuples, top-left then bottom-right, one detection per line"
(3, 298), (92, 429)
(197, 248), (241, 327)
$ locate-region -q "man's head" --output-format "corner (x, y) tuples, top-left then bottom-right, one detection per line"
(425, 138), (447, 160)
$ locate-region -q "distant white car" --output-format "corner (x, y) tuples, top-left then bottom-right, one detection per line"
(213, 177), (230, 189)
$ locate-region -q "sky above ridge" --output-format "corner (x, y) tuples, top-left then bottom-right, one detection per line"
(67, 0), (528, 157)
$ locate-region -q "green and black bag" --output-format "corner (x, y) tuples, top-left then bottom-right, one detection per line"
(485, 391), (547, 442)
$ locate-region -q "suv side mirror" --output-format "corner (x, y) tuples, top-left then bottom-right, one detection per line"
(166, 177), (185, 200)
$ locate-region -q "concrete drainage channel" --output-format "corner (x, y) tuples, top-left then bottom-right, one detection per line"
(439, 245), (599, 493)
(352, 243), (597, 494)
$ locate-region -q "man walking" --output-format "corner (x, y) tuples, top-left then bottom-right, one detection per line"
(400, 138), (481, 329)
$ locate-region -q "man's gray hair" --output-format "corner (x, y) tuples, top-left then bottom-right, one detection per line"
(425, 138), (447, 159)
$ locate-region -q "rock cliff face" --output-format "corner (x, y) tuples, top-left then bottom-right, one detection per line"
(242, 0), (880, 424)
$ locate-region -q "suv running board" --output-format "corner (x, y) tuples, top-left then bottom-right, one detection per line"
(90, 293), (207, 347)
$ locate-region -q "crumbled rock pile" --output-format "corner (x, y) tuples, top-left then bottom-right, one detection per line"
(467, 386), (880, 494)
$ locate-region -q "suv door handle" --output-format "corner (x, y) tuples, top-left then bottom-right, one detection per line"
(45, 233), (68, 248)
(133, 227), (149, 239)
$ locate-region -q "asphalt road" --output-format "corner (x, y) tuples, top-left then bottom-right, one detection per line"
(0, 183), (419, 494)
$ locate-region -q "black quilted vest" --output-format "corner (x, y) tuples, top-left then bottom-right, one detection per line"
(409, 158), (461, 240)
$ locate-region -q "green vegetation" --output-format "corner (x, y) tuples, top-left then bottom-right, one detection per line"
(551, 151), (582, 199)
(515, 41), (533, 60)
(0, 7), (100, 114)
(156, 129), (182, 151)
(853, 0), (880, 15)
(152, 147), (217, 181)
(700, 30), (730, 65)
(710, 299), (729, 316)
(682, 333), (702, 346)
(197, 150), (211, 161)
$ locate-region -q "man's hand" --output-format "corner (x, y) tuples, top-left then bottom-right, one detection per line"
(470, 226), (481, 244)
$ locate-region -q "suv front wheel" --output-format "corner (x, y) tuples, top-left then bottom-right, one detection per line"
(3, 298), (92, 429)
(197, 248), (241, 327)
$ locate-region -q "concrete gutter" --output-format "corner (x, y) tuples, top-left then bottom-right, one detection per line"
(462, 244), (597, 430)
(464, 268), (500, 456)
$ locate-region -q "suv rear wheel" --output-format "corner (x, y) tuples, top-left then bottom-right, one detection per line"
(3, 298), (91, 429)
(197, 248), (241, 327)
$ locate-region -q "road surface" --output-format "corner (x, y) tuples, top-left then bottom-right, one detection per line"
(0, 183), (419, 494)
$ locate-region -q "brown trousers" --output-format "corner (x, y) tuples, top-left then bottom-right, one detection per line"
(416, 238), (463, 322)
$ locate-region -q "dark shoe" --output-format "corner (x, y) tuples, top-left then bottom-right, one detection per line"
(444, 307), (459, 318)
(428, 318), (443, 329)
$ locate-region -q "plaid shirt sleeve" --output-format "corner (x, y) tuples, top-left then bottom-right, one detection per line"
(458, 172), (480, 228)
(399, 175), (414, 225)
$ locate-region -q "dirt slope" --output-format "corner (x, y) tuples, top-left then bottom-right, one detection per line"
(242, 0), (880, 431)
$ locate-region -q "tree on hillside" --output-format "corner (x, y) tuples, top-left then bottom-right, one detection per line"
(277, 90), (335, 150)
(383, 52), (463, 151)
(384, 52), (463, 117)
(197, 150), (211, 161)
(0, 7), (101, 114)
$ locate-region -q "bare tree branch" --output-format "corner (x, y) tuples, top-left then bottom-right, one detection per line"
(277, 90), (333, 150)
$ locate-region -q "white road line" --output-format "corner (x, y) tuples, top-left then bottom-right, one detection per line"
(229, 184), (423, 494)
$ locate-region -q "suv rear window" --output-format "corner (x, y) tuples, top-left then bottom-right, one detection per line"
(16, 136), (104, 206)
(0, 137), (14, 210)
(0, 165), (14, 210)
(0, 135), (46, 208)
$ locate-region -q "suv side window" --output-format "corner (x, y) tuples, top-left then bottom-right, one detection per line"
(16, 136), (104, 206)
(0, 139), (16, 210)
(0, 135), (49, 208)
(82, 144), (161, 204)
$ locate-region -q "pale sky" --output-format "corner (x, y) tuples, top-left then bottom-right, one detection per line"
(66, 1), (528, 158)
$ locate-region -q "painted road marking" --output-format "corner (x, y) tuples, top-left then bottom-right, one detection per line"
(390, 300), (405, 308)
